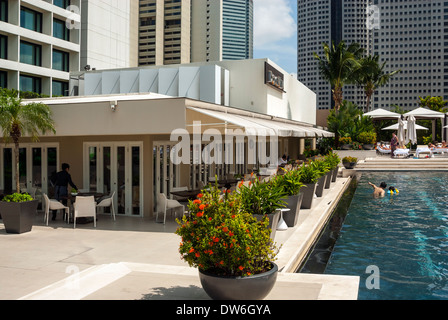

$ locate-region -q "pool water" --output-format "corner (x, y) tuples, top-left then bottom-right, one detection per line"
(323, 172), (448, 300)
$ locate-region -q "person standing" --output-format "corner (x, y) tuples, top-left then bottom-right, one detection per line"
(53, 163), (78, 220)
(390, 132), (398, 158)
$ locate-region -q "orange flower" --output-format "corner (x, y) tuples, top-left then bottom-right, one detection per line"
(195, 252), (200, 258)
(193, 199), (201, 204)
(222, 226), (229, 232)
(189, 247), (195, 253)
(197, 193), (203, 198)
(199, 204), (206, 210)
(213, 237), (220, 242)
(196, 211), (204, 217)
(228, 231), (234, 236)
(219, 260), (224, 265)
(238, 266), (244, 271)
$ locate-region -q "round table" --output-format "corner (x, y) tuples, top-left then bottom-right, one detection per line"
(276, 208), (290, 231)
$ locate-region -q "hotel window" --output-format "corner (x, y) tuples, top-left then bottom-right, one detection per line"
(20, 75), (41, 94)
(52, 80), (68, 96)
(53, 0), (70, 9)
(20, 41), (42, 66)
(53, 49), (69, 71)
(0, 34), (6, 59)
(0, 0), (7, 22)
(53, 18), (70, 41)
(0, 71), (6, 88)
(20, 7), (42, 33)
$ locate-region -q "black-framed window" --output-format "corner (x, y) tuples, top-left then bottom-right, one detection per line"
(0, 0), (8, 22)
(0, 71), (6, 88)
(53, 49), (69, 71)
(20, 7), (42, 33)
(53, 0), (70, 9)
(52, 80), (68, 96)
(20, 75), (41, 94)
(53, 18), (70, 41)
(0, 34), (7, 59)
(20, 41), (42, 66)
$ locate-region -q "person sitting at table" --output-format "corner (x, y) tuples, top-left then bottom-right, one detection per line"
(53, 163), (78, 221)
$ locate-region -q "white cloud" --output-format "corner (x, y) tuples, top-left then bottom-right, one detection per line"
(253, 0), (296, 48)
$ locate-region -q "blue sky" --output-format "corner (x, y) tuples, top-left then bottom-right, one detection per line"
(253, 0), (297, 75)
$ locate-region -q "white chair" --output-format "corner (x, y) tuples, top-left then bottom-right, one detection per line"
(96, 191), (115, 221)
(43, 193), (69, 226)
(156, 193), (185, 224)
(73, 196), (96, 228)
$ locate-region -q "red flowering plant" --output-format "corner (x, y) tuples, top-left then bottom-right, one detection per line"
(175, 185), (279, 277)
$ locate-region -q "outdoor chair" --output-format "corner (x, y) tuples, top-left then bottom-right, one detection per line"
(96, 191), (115, 221)
(73, 196), (96, 228)
(43, 193), (70, 226)
(156, 193), (185, 224)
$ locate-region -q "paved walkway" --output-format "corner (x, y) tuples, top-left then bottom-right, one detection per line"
(0, 176), (359, 300)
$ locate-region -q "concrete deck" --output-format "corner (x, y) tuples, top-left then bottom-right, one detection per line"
(0, 175), (360, 301)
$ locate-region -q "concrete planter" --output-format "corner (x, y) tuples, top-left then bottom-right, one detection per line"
(331, 167), (338, 182)
(199, 262), (278, 300)
(0, 200), (38, 234)
(282, 193), (304, 227)
(315, 175), (327, 197)
(324, 171), (332, 189)
(300, 183), (317, 209)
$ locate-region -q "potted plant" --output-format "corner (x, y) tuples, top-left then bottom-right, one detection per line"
(310, 159), (330, 197)
(358, 131), (377, 150)
(342, 156), (358, 169)
(298, 162), (320, 209)
(324, 152), (340, 183)
(0, 193), (38, 234)
(0, 89), (55, 234)
(238, 178), (287, 240)
(339, 136), (352, 150)
(271, 169), (304, 227)
(175, 186), (280, 300)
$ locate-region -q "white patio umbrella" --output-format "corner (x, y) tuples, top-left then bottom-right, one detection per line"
(397, 117), (406, 145)
(382, 122), (428, 131)
(403, 107), (445, 119)
(363, 108), (401, 119)
(406, 115), (417, 145)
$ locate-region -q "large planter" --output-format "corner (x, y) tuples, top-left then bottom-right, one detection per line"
(0, 200), (38, 234)
(300, 183), (317, 209)
(341, 144), (352, 150)
(324, 171), (332, 189)
(315, 175), (327, 197)
(343, 162), (357, 169)
(199, 262), (278, 300)
(331, 167), (338, 182)
(282, 193), (304, 227)
(254, 211), (280, 241)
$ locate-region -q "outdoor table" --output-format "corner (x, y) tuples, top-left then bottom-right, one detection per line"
(63, 192), (107, 224)
(170, 189), (202, 201)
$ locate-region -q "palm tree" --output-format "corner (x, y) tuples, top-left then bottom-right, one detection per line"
(314, 41), (364, 111)
(354, 54), (400, 113)
(0, 89), (56, 194)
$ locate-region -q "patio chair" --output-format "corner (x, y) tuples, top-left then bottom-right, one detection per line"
(156, 193), (185, 224)
(73, 196), (96, 228)
(96, 191), (115, 221)
(43, 193), (70, 226)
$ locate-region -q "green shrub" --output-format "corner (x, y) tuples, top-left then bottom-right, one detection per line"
(2, 193), (34, 202)
(358, 131), (377, 145)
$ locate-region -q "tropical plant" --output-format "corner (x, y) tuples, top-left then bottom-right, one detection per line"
(339, 136), (352, 145)
(353, 54), (400, 112)
(238, 178), (287, 216)
(342, 156), (358, 163)
(297, 162), (321, 184)
(327, 100), (363, 148)
(2, 193), (33, 203)
(309, 159), (330, 177)
(358, 131), (377, 145)
(314, 41), (364, 111)
(0, 88), (55, 193)
(175, 186), (279, 277)
(272, 169), (303, 196)
(324, 152), (340, 170)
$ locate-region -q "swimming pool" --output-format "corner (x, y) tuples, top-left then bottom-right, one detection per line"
(311, 172), (448, 300)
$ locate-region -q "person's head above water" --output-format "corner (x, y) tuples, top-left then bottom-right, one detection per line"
(380, 182), (387, 189)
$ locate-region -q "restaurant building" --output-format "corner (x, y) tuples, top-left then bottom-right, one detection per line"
(6, 59), (332, 220)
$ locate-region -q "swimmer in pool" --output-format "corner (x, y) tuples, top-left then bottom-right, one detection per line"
(368, 181), (387, 198)
(387, 186), (399, 194)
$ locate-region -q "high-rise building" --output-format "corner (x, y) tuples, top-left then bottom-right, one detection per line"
(297, 0), (371, 110)
(80, 0), (139, 71)
(139, 0), (253, 66)
(371, 0), (448, 110)
(0, 0), (82, 96)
